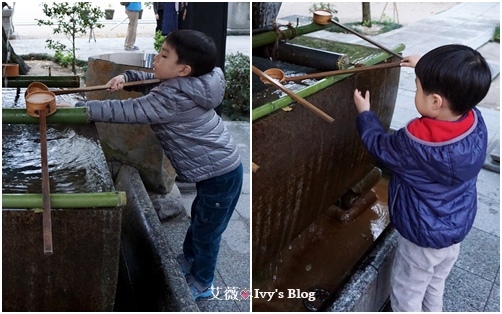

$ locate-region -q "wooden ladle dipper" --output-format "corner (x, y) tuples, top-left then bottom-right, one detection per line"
(252, 65), (334, 123)
(25, 90), (57, 255)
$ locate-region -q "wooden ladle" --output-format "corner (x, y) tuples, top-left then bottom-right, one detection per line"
(25, 91), (58, 255)
(252, 65), (334, 123)
(52, 78), (161, 95)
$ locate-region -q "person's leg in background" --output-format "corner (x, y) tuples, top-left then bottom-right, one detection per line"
(155, 8), (163, 33)
(124, 9), (139, 50)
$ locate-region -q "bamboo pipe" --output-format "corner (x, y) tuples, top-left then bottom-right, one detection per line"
(2, 192), (127, 209)
(252, 66), (334, 123)
(2, 107), (90, 125)
(276, 42), (350, 71)
(284, 61), (402, 81)
(252, 22), (336, 49)
(3, 75), (80, 88)
(52, 78), (161, 95)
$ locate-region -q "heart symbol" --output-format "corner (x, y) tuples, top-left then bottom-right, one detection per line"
(240, 289), (250, 300)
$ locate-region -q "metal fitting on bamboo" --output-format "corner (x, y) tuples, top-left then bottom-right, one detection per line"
(276, 42), (350, 71)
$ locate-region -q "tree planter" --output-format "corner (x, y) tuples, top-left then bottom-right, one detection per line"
(104, 9), (115, 20)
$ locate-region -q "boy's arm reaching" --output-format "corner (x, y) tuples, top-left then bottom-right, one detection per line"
(353, 89), (408, 172)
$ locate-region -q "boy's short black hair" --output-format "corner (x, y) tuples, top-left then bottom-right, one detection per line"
(164, 29), (217, 77)
(415, 44), (491, 115)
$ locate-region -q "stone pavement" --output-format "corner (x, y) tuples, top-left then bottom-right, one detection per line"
(281, 2), (500, 311)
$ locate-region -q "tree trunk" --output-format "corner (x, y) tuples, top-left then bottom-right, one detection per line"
(2, 28), (30, 75)
(252, 2), (282, 30)
(362, 2), (371, 27)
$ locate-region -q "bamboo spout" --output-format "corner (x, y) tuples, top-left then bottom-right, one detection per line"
(252, 22), (336, 49)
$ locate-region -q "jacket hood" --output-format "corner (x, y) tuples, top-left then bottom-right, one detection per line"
(161, 67), (225, 110)
(404, 109), (486, 186)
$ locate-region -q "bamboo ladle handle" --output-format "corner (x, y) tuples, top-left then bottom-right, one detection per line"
(329, 19), (403, 60)
(39, 108), (53, 255)
(312, 10), (403, 60)
(284, 61), (402, 81)
(52, 79), (161, 95)
(252, 66), (334, 123)
(25, 92), (57, 255)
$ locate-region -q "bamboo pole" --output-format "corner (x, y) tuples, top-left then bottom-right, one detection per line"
(329, 19), (403, 60)
(284, 61), (402, 81)
(2, 107), (90, 125)
(252, 46), (405, 121)
(252, 22), (336, 49)
(3, 75), (80, 88)
(2, 192), (127, 209)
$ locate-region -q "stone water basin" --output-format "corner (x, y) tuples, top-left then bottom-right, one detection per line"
(252, 38), (404, 311)
(2, 88), (121, 311)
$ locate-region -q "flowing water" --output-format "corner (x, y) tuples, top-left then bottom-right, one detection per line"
(2, 88), (114, 195)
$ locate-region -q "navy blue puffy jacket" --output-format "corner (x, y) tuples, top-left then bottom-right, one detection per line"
(356, 108), (487, 248)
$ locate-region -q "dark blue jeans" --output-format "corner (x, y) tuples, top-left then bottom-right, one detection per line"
(182, 163), (243, 287)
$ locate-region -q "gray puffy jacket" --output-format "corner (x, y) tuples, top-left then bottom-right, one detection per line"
(76, 67), (241, 183)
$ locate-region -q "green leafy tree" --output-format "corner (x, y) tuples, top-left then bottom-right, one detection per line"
(36, 2), (104, 74)
(153, 30), (166, 52)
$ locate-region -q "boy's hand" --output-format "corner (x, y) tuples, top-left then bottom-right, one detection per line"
(400, 54), (421, 68)
(106, 74), (126, 92)
(353, 89), (371, 113)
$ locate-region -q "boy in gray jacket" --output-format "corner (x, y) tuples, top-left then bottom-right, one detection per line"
(76, 29), (243, 300)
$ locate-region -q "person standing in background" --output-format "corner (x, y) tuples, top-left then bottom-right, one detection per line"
(124, 2), (141, 51)
(161, 3), (178, 36)
(153, 2), (164, 33)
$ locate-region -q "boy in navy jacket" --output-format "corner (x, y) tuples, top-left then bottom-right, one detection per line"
(353, 45), (491, 311)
